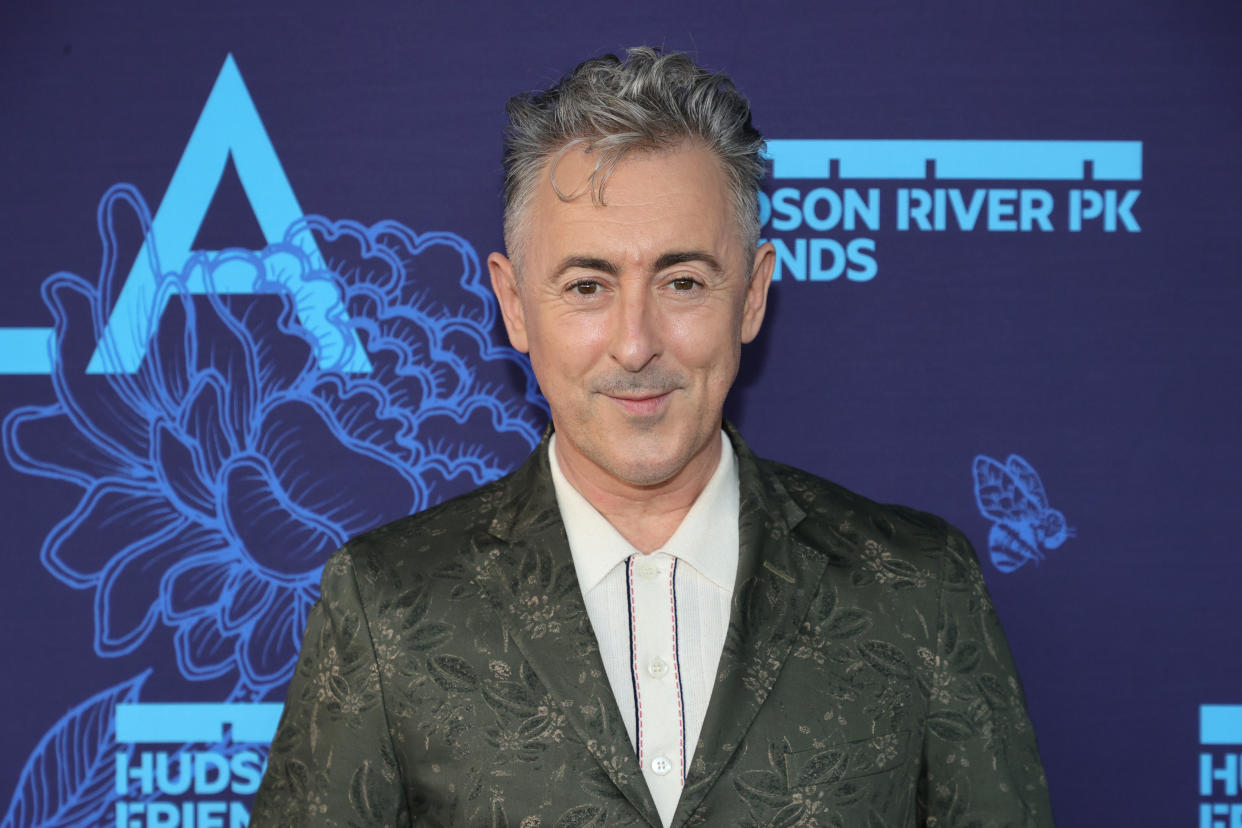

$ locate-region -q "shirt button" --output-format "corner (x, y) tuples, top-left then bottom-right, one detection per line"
(650, 756), (672, 776)
(635, 558), (660, 579)
(648, 658), (668, 678)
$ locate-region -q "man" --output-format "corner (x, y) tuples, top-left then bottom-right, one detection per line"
(252, 48), (1054, 827)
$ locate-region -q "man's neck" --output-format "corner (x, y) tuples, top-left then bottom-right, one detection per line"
(553, 431), (723, 554)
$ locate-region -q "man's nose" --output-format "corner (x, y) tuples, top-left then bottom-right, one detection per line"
(609, 284), (661, 372)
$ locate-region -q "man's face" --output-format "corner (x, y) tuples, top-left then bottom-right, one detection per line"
(488, 141), (773, 490)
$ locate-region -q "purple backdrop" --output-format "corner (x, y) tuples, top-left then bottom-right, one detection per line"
(2, 2), (1240, 825)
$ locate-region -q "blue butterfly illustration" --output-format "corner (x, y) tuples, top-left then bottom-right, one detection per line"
(972, 454), (1075, 573)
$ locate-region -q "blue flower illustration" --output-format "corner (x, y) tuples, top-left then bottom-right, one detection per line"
(3, 184), (544, 696)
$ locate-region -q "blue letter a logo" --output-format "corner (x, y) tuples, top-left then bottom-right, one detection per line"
(84, 54), (371, 373)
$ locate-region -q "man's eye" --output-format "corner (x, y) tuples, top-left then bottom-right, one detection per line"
(671, 277), (698, 291)
(568, 280), (599, 296)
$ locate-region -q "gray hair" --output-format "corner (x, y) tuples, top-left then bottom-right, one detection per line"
(501, 47), (766, 268)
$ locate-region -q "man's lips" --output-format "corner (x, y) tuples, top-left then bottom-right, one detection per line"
(605, 391), (672, 416)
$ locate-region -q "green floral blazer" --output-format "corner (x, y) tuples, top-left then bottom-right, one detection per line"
(252, 426), (1054, 827)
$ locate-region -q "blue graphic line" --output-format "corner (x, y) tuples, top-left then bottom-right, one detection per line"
(0, 328), (54, 373)
(1201, 705), (1242, 745)
(766, 140), (1142, 181)
(116, 703), (283, 744)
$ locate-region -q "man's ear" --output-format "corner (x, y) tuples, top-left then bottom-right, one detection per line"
(740, 242), (775, 344)
(488, 252), (530, 354)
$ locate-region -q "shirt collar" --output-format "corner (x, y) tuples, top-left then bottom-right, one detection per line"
(548, 430), (739, 594)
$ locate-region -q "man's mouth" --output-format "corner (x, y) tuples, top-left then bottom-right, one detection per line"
(605, 391), (672, 417)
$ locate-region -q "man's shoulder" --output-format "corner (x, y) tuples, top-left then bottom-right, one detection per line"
(325, 467), (518, 589)
(365, 471), (510, 542)
(756, 455), (962, 566)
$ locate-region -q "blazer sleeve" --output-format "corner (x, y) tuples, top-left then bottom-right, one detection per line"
(250, 550), (410, 827)
(917, 527), (1056, 827)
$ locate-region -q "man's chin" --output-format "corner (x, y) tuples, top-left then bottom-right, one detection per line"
(580, 433), (687, 488)
(554, 406), (717, 488)
(606, 462), (684, 489)
(598, 434), (711, 489)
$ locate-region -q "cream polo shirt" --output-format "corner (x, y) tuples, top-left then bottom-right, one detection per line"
(547, 431), (740, 828)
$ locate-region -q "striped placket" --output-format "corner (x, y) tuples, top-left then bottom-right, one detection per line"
(625, 552), (687, 795)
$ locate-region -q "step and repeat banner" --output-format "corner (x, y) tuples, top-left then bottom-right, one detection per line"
(2, 3), (1238, 826)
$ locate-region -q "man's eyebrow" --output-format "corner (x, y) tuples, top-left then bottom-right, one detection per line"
(549, 251), (724, 281)
(551, 256), (620, 280)
(653, 250), (724, 274)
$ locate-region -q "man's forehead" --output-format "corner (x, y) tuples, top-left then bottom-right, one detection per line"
(523, 142), (739, 262)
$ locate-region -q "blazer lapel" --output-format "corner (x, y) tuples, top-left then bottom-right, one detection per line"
(672, 425), (829, 827)
(471, 439), (662, 827)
